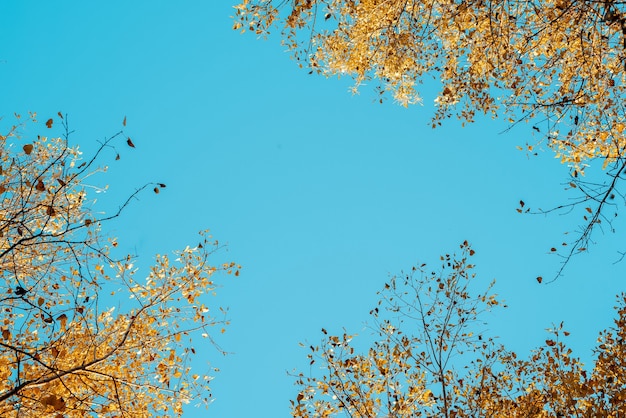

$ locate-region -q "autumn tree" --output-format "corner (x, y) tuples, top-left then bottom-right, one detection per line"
(234, 0), (626, 275)
(0, 114), (238, 417)
(292, 242), (626, 417)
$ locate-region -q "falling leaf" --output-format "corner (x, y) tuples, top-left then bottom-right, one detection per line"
(23, 144), (33, 155)
(45, 118), (53, 128)
(536, 276), (543, 283)
(519, 200), (525, 207)
(127, 137), (135, 148)
(153, 187), (160, 194)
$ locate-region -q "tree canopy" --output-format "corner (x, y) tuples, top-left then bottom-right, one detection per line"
(234, 0), (626, 167)
(233, 0), (626, 275)
(292, 242), (626, 417)
(0, 114), (238, 417)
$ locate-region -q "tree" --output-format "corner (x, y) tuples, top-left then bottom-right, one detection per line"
(233, 0), (626, 276)
(0, 114), (239, 417)
(291, 242), (626, 417)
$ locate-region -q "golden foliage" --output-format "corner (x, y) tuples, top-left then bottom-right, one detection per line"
(291, 242), (626, 417)
(0, 115), (238, 417)
(234, 0), (626, 169)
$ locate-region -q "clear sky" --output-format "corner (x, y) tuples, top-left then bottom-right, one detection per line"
(1, 1), (625, 417)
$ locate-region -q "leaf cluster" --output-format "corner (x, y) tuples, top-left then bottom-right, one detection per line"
(0, 115), (239, 417)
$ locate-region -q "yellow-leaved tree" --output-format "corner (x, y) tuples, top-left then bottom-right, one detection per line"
(292, 242), (626, 417)
(0, 114), (238, 417)
(233, 0), (626, 275)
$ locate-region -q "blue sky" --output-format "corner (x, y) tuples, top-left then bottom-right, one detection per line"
(2, 1), (625, 416)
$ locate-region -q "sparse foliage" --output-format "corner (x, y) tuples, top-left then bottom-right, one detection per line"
(0, 114), (238, 417)
(292, 242), (626, 417)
